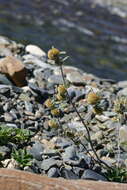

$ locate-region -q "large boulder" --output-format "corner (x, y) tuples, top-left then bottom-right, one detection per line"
(0, 169), (126, 190)
(0, 56), (27, 87)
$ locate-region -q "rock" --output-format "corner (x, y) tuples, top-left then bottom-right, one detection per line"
(118, 88), (127, 96)
(95, 115), (109, 122)
(23, 55), (53, 70)
(81, 169), (107, 181)
(41, 158), (62, 171)
(24, 101), (33, 113)
(62, 145), (78, 161)
(4, 112), (15, 122)
(48, 74), (64, 84)
(25, 45), (46, 57)
(0, 56), (27, 87)
(117, 80), (127, 88)
(30, 142), (44, 161)
(66, 71), (86, 85)
(51, 137), (72, 149)
(0, 146), (10, 158)
(61, 168), (79, 179)
(67, 122), (86, 133)
(1, 159), (19, 169)
(0, 86), (10, 97)
(91, 131), (103, 141)
(47, 167), (60, 177)
(0, 74), (13, 85)
(54, 66), (82, 75)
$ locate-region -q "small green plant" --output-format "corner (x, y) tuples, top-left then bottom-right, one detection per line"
(0, 125), (33, 146)
(12, 148), (33, 169)
(106, 167), (127, 183)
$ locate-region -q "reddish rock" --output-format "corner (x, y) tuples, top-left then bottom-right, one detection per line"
(0, 56), (27, 87)
(0, 169), (126, 190)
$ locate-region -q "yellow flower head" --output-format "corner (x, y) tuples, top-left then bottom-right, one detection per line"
(56, 94), (65, 101)
(51, 108), (60, 116)
(48, 119), (59, 128)
(44, 99), (54, 109)
(48, 47), (60, 60)
(57, 85), (67, 96)
(87, 92), (100, 105)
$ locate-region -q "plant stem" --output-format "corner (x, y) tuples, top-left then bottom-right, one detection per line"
(59, 63), (112, 170)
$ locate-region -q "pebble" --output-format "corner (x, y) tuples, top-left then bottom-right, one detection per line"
(48, 75), (64, 84)
(30, 142), (44, 161)
(25, 44), (46, 57)
(41, 158), (62, 171)
(60, 168), (79, 179)
(47, 167), (60, 177)
(66, 72), (86, 85)
(81, 169), (107, 181)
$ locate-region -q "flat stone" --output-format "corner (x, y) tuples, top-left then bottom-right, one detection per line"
(95, 115), (109, 122)
(4, 112), (15, 122)
(0, 56), (27, 87)
(41, 158), (62, 171)
(54, 66), (82, 75)
(23, 55), (54, 70)
(66, 72), (86, 85)
(62, 145), (78, 161)
(48, 74), (64, 84)
(81, 169), (107, 181)
(30, 142), (44, 161)
(67, 121), (86, 133)
(47, 167), (60, 178)
(61, 168), (79, 179)
(0, 74), (13, 85)
(25, 44), (46, 57)
(118, 88), (127, 96)
(117, 80), (127, 88)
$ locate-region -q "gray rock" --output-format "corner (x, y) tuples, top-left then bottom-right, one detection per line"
(4, 112), (15, 122)
(25, 101), (33, 113)
(81, 169), (107, 181)
(41, 158), (62, 171)
(103, 111), (117, 117)
(67, 87), (76, 99)
(0, 87), (10, 97)
(0, 146), (10, 158)
(62, 145), (78, 161)
(23, 55), (53, 70)
(95, 115), (109, 122)
(67, 122), (86, 133)
(30, 142), (44, 161)
(53, 137), (72, 149)
(47, 167), (60, 177)
(117, 81), (127, 88)
(66, 72), (86, 85)
(60, 168), (79, 179)
(0, 74), (13, 85)
(118, 88), (127, 96)
(48, 75), (64, 84)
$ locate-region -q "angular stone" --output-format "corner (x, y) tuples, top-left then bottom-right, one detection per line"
(25, 44), (46, 57)
(66, 71), (86, 85)
(0, 56), (27, 87)
(81, 169), (107, 181)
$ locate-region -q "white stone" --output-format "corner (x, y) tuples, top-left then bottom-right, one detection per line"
(25, 44), (46, 57)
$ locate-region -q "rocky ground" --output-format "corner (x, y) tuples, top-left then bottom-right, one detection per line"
(0, 35), (127, 182)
